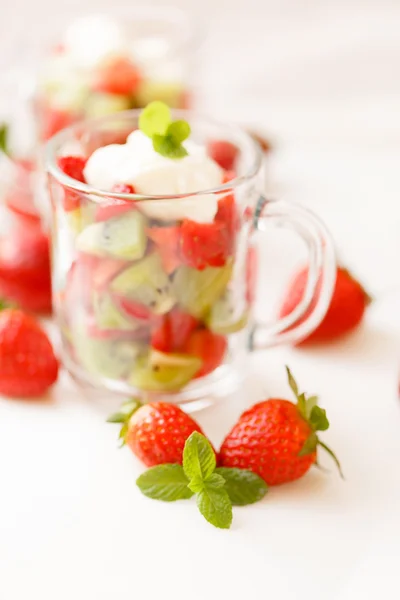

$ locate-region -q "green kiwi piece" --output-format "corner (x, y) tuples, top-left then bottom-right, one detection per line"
(73, 334), (141, 379)
(205, 292), (249, 334)
(129, 350), (202, 391)
(93, 293), (138, 331)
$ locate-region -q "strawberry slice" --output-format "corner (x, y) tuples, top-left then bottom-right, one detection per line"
(95, 185), (136, 222)
(207, 140), (239, 171)
(41, 107), (76, 141)
(151, 308), (198, 353)
(93, 57), (141, 95)
(180, 219), (230, 270)
(147, 226), (182, 274)
(57, 156), (87, 212)
(184, 329), (227, 378)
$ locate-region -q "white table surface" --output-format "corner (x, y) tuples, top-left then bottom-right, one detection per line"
(1, 1), (400, 599)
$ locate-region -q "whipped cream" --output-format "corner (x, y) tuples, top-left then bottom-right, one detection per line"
(84, 130), (223, 223)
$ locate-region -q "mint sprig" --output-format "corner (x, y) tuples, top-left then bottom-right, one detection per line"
(139, 101), (191, 159)
(136, 431), (268, 529)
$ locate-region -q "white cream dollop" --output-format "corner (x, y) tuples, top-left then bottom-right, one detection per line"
(84, 130), (224, 223)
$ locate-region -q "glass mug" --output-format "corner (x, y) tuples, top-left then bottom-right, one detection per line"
(34, 7), (198, 142)
(45, 110), (336, 406)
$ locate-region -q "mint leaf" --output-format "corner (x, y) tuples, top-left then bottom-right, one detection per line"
(167, 120), (191, 144)
(152, 134), (188, 159)
(136, 464), (194, 502)
(183, 432), (216, 481)
(299, 432), (318, 456)
(205, 473), (226, 489)
(215, 467), (268, 506)
(309, 406), (329, 431)
(188, 475), (205, 494)
(0, 124), (8, 154)
(139, 101), (171, 138)
(196, 483), (232, 529)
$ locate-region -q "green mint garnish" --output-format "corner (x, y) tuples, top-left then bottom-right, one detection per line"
(0, 123), (8, 155)
(286, 366), (344, 478)
(139, 101), (191, 159)
(136, 431), (268, 530)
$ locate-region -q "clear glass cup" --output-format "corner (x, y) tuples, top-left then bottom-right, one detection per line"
(45, 110), (336, 405)
(34, 7), (198, 141)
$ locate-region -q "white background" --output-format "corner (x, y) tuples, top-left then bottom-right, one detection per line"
(1, 1), (400, 599)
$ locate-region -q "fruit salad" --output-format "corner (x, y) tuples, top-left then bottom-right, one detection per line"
(36, 13), (192, 141)
(49, 103), (255, 395)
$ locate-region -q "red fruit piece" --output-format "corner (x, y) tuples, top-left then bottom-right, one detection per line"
(118, 297), (153, 322)
(95, 184), (135, 222)
(93, 57), (141, 95)
(108, 400), (208, 467)
(180, 220), (230, 270)
(207, 140), (239, 171)
(147, 226), (182, 274)
(57, 156), (87, 212)
(219, 367), (342, 485)
(0, 309), (58, 398)
(279, 266), (370, 344)
(0, 222), (52, 313)
(40, 107), (76, 141)
(151, 308), (198, 353)
(184, 329), (227, 378)
(246, 246), (258, 305)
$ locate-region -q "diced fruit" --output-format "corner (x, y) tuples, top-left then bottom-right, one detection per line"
(73, 333), (141, 379)
(173, 262), (232, 318)
(93, 57), (141, 96)
(76, 210), (147, 260)
(93, 292), (138, 331)
(151, 308), (198, 353)
(85, 92), (132, 118)
(57, 155), (87, 212)
(216, 192), (238, 244)
(180, 219), (231, 270)
(246, 246), (258, 305)
(206, 293), (248, 334)
(129, 350), (202, 391)
(147, 226), (182, 273)
(207, 140), (239, 171)
(95, 197), (136, 223)
(135, 81), (185, 109)
(111, 253), (176, 317)
(40, 107), (76, 141)
(184, 329), (227, 378)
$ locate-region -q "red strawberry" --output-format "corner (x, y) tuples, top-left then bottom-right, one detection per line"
(57, 155), (87, 212)
(151, 308), (198, 353)
(180, 219), (230, 270)
(219, 367), (342, 485)
(147, 226), (182, 274)
(40, 107), (76, 141)
(108, 400), (208, 466)
(0, 222), (52, 313)
(184, 329), (227, 378)
(246, 246), (258, 305)
(0, 308), (58, 397)
(207, 140), (239, 171)
(95, 184), (135, 223)
(93, 57), (141, 95)
(279, 266), (371, 344)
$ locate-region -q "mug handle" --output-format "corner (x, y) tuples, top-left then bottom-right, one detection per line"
(249, 196), (336, 349)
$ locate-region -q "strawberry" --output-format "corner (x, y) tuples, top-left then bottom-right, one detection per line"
(279, 266), (371, 344)
(0, 221), (52, 313)
(246, 246), (258, 305)
(40, 107), (76, 141)
(147, 226), (182, 273)
(207, 140), (239, 171)
(95, 185), (135, 222)
(184, 329), (227, 378)
(93, 57), (141, 95)
(151, 308), (198, 353)
(219, 367), (342, 485)
(0, 308), (58, 397)
(57, 156), (87, 212)
(180, 219), (230, 270)
(108, 400), (207, 466)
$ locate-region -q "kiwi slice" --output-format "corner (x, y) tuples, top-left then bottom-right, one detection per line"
(76, 210), (147, 260)
(135, 81), (184, 109)
(93, 293), (138, 331)
(173, 262), (232, 318)
(66, 203), (96, 236)
(206, 293), (249, 334)
(85, 93), (132, 118)
(129, 350), (202, 391)
(73, 333), (141, 379)
(111, 253), (176, 316)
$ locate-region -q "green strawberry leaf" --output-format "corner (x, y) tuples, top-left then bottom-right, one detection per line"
(309, 406), (329, 431)
(0, 123), (8, 155)
(136, 464), (194, 502)
(305, 395), (319, 419)
(318, 440), (344, 479)
(152, 134), (188, 159)
(297, 392), (307, 419)
(183, 432), (216, 482)
(196, 483), (232, 529)
(215, 467), (268, 506)
(139, 101), (171, 138)
(286, 366), (299, 398)
(107, 399), (141, 424)
(167, 120), (191, 144)
(299, 432), (318, 456)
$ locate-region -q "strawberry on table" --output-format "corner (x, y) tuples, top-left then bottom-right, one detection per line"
(279, 265), (371, 344)
(57, 155), (87, 212)
(219, 367), (342, 485)
(108, 400), (208, 466)
(184, 328), (227, 378)
(0, 308), (59, 398)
